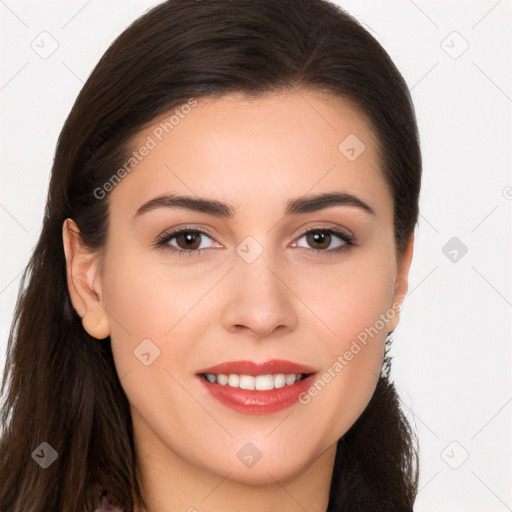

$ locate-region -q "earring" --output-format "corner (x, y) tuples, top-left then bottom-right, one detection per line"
(82, 309), (110, 339)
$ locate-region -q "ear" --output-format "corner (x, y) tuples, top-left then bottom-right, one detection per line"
(386, 233), (415, 333)
(62, 218), (111, 340)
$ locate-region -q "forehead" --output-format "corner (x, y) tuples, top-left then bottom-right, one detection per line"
(138, 89), (380, 156)
(109, 89), (391, 220)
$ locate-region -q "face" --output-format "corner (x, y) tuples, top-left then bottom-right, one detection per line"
(65, 89), (412, 488)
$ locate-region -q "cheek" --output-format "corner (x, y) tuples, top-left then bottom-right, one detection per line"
(333, 260), (396, 344)
(295, 244), (396, 349)
(332, 254), (395, 373)
(99, 248), (210, 439)
(290, 247), (396, 438)
(100, 244), (219, 340)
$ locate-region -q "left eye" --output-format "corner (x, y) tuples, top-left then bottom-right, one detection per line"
(293, 228), (353, 252)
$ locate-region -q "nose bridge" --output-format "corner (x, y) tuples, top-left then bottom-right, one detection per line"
(233, 233), (282, 291)
(220, 241), (298, 336)
(237, 250), (280, 297)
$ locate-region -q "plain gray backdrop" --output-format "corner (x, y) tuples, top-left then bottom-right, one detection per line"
(1, 1), (511, 510)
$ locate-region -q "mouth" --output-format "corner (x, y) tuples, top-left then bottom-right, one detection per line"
(196, 359), (316, 414)
(198, 372), (311, 390)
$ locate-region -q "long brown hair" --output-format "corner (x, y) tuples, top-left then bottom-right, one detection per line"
(0, 1), (421, 510)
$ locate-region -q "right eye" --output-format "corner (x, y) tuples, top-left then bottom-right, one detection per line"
(154, 228), (221, 257)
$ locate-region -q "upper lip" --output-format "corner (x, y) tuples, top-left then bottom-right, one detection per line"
(197, 359), (317, 376)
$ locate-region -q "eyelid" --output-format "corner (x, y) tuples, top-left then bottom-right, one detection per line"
(293, 224), (353, 241)
(291, 227), (354, 253)
(154, 224), (355, 256)
(153, 226), (220, 253)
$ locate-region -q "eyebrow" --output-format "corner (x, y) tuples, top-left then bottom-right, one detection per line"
(133, 191), (376, 220)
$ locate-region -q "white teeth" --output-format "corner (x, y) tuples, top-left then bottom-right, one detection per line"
(274, 373), (286, 389)
(239, 375), (255, 390)
(255, 374), (274, 390)
(228, 374), (240, 387)
(285, 373), (297, 385)
(217, 374), (228, 385)
(203, 372), (306, 390)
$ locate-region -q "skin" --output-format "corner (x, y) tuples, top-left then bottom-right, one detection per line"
(63, 89), (414, 512)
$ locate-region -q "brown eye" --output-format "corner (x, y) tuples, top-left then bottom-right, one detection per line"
(155, 229), (218, 257)
(305, 230), (332, 250)
(174, 231), (203, 250)
(295, 228), (353, 253)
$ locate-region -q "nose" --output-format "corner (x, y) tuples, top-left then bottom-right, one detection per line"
(220, 256), (298, 338)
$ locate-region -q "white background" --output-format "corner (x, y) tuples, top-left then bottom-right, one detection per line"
(1, 1), (511, 510)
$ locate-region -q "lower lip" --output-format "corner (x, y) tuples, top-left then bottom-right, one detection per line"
(198, 374), (315, 414)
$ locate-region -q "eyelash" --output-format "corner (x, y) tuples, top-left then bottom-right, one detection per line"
(154, 226), (354, 258)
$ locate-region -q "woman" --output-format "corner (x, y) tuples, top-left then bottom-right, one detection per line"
(0, 0), (421, 510)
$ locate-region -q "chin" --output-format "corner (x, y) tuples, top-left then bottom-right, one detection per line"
(207, 450), (316, 486)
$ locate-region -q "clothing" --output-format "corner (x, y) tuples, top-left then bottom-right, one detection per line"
(94, 492), (124, 512)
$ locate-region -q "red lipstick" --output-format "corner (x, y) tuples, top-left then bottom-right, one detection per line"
(197, 359), (316, 415)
